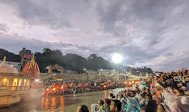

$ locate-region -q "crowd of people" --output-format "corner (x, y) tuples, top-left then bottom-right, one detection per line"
(43, 79), (126, 95)
(76, 69), (189, 112)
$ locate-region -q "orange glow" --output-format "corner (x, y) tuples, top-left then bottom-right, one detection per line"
(129, 82), (132, 84)
(47, 88), (49, 91)
(60, 96), (64, 110)
(18, 79), (22, 86)
(41, 97), (44, 109)
(104, 85), (106, 88)
(125, 81), (127, 84)
(104, 90), (108, 98)
(13, 79), (18, 86)
(61, 86), (63, 89)
(51, 97), (56, 109)
(53, 88), (56, 91)
(44, 97), (49, 109)
(1, 78), (9, 86)
(132, 81), (134, 83)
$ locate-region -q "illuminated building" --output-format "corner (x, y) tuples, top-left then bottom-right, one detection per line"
(0, 56), (31, 91)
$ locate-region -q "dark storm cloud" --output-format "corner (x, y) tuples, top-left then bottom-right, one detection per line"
(0, 0), (189, 71)
(0, 33), (95, 57)
(95, 0), (189, 71)
(1, 0), (71, 28)
(96, 0), (189, 44)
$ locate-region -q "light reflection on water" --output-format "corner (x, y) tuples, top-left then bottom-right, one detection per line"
(104, 90), (108, 98)
(40, 90), (107, 112)
(41, 95), (64, 111)
(0, 89), (114, 112)
(39, 88), (131, 112)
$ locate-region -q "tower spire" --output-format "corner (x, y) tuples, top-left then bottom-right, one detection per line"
(31, 54), (35, 61)
(3, 56), (6, 61)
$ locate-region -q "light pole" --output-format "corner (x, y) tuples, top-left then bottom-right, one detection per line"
(84, 68), (89, 81)
(111, 53), (123, 80)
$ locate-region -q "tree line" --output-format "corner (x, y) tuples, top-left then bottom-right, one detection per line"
(0, 48), (153, 74)
(0, 48), (20, 62)
(35, 48), (114, 73)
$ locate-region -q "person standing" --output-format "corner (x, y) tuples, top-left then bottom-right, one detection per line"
(123, 91), (141, 112)
(110, 100), (122, 112)
(98, 100), (110, 112)
(145, 94), (157, 112)
(142, 79), (146, 88)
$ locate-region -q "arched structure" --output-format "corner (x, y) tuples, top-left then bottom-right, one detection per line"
(0, 56), (31, 91)
(47, 64), (64, 74)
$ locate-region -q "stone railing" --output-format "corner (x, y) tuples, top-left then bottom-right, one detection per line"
(0, 86), (30, 91)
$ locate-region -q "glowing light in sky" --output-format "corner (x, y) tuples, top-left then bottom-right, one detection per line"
(111, 53), (123, 64)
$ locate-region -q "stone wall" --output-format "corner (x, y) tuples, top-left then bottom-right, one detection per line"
(40, 73), (98, 81)
(40, 71), (100, 81)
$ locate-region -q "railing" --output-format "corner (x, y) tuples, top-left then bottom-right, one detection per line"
(0, 86), (30, 91)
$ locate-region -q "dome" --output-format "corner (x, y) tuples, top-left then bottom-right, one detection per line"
(22, 55), (40, 78)
(0, 56), (19, 74)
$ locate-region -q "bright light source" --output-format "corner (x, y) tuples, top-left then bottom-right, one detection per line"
(112, 53), (123, 64)
(35, 79), (39, 82)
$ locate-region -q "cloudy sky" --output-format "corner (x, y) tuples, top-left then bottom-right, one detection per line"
(0, 0), (189, 71)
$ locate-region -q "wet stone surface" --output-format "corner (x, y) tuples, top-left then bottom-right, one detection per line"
(0, 89), (108, 112)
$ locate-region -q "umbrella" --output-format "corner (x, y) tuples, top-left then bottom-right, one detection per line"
(69, 82), (76, 88)
(62, 83), (68, 88)
(84, 82), (91, 87)
(78, 82), (84, 87)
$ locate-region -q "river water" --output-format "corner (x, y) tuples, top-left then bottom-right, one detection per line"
(0, 89), (110, 112)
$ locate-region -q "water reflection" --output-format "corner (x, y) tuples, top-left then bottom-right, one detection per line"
(60, 96), (64, 112)
(51, 97), (56, 109)
(0, 90), (108, 112)
(41, 95), (65, 111)
(104, 90), (108, 98)
(40, 91), (107, 112)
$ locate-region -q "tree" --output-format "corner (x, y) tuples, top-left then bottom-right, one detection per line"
(86, 54), (112, 70)
(0, 48), (20, 62)
(63, 54), (87, 73)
